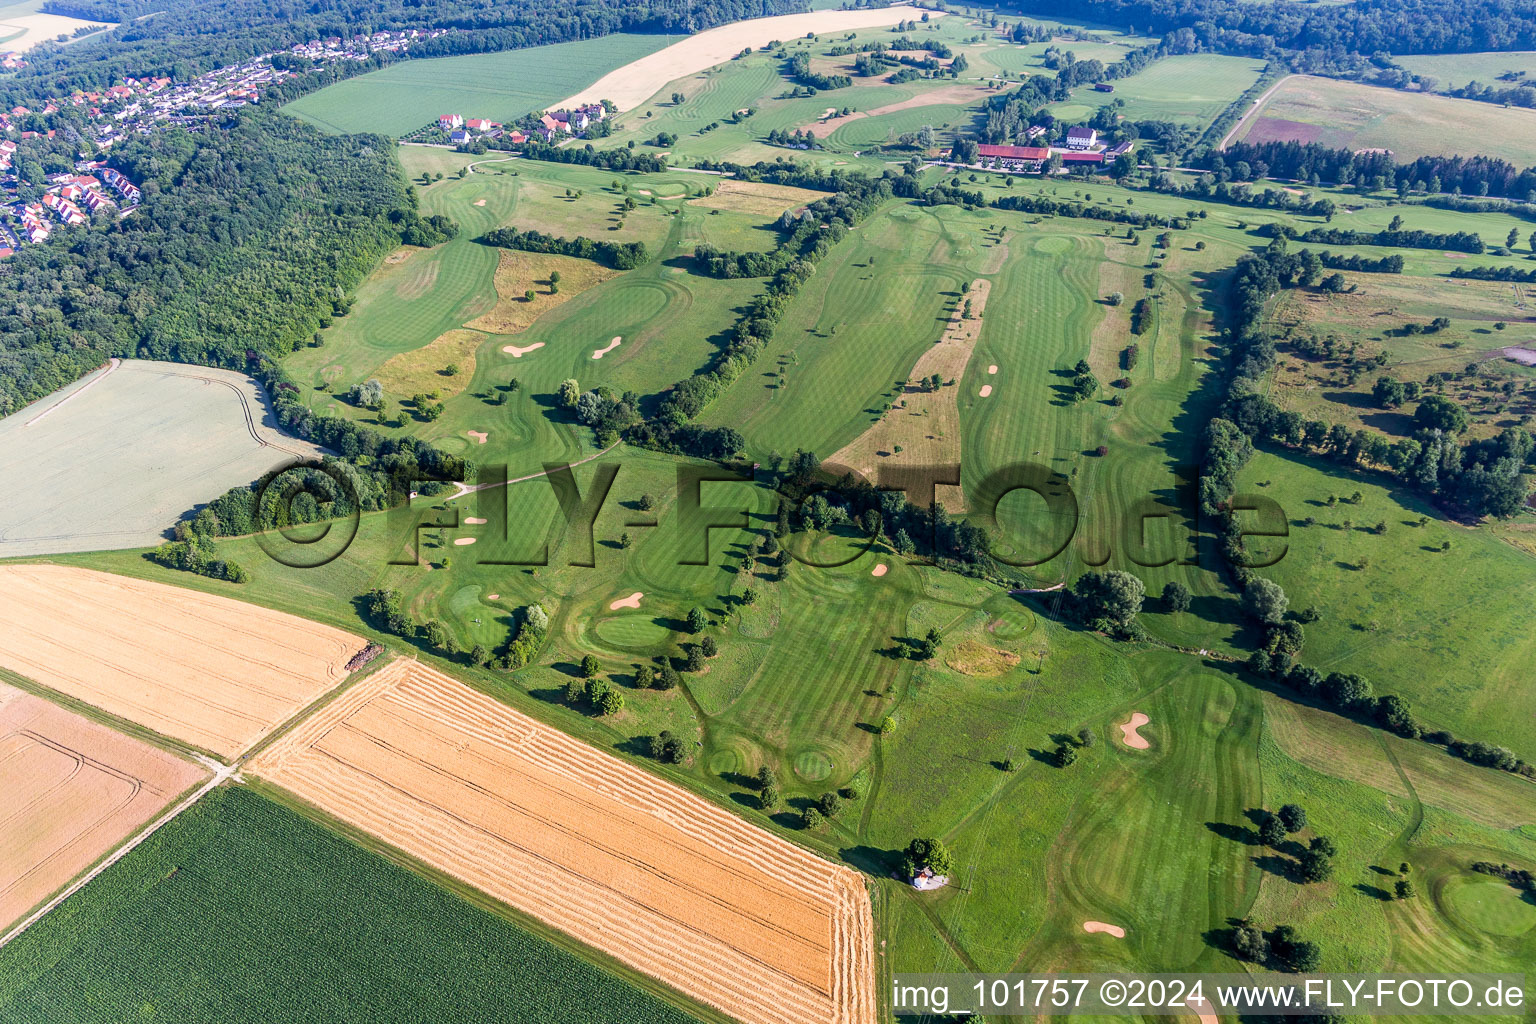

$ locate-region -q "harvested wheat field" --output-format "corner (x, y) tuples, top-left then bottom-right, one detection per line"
(0, 681), (206, 930)
(554, 6), (940, 112)
(250, 659), (876, 1024)
(689, 178), (822, 218)
(0, 565), (366, 758)
(824, 279), (991, 507)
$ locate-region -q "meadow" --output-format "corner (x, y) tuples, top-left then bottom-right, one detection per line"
(1048, 54), (1266, 127)
(0, 787), (714, 1024)
(1236, 75), (1536, 166)
(282, 34), (672, 136)
(1396, 50), (1536, 91)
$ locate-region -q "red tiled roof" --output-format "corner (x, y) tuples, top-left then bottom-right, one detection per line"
(977, 144), (1050, 161)
(1059, 151), (1104, 163)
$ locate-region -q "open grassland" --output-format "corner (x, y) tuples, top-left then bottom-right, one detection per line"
(0, 565), (365, 759)
(1267, 271), (1536, 441)
(1396, 51), (1536, 91)
(284, 149), (767, 475)
(283, 34), (673, 136)
(0, 360), (324, 558)
(250, 659), (876, 1024)
(0, 786), (713, 1024)
(0, 682), (205, 932)
(1049, 54), (1266, 127)
(1236, 75), (1536, 166)
(1236, 449), (1536, 761)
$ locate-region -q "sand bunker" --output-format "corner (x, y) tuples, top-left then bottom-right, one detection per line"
(871, 563), (888, 577)
(1186, 996), (1218, 1024)
(609, 592), (644, 610)
(502, 342), (545, 357)
(0, 565), (365, 759)
(0, 681), (207, 931)
(466, 430), (488, 444)
(486, 593), (500, 600)
(1083, 921), (1127, 938)
(592, 336), (622, 359)
(465, 517), (487, 525)
(453, 537), (477, 546)
(473, 198), (487, 206)
(1119, 712), (1151, 749)
(248, 659), (876, 1024)
(978, 384), (993, 397)
(554, 6), (941, 113)
(988, 364), (998, 374)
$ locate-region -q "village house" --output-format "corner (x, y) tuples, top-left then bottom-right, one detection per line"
(438, 113), (464, 130)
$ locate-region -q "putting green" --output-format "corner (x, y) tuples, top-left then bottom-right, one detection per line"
(593, 614), (672, 649)
(793, 748), (835, 782)
(1443, 876), (1536, 937)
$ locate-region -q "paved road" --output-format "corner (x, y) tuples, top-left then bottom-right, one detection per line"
(1218, 74), (1295, 151)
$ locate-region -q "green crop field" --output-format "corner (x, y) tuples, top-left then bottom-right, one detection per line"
(1237, 74), (1536, 166)
(1050, 54), (1266, 127)
(283, 34), (673, 136)
(0, 787), (708, 1024)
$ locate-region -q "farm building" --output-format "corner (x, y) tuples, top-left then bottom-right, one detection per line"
(1059, 150), (1104, 164)
(1093, 82), (1115, 93)
(976, 143), (1049, 168)
(1065, 126), (1098, 150)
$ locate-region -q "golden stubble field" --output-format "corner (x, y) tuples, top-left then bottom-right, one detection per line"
(0, 681), (206, 930)
(249, 659), (877, 1024)
(0, 565), (366, 758)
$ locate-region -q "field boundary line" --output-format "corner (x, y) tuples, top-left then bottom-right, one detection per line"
(21, 358), (120, 427)
(1219, 73), (1294, 150)
(0, 757), (235, 950)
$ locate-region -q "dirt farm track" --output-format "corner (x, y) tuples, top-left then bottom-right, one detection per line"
(0, 565), (366, 758)
(250, 659), (877, 1024)
(0, 681), (205, 931)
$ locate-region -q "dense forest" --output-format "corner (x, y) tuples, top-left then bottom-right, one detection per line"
(0, 113), (417, 416)
(1010, 0), (1536, 59)
(20, 0), (804, 108)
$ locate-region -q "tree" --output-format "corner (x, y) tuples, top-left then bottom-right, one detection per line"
(1242, 577), (1288, 624)
(1310, 835), (1338, 857)
(1073, 570), (1145, 627)
(1162, 580), (1191, 613)
(1298, 849), (1334, 882)
(904, 837), (953, 878)
(565, 680), (586, 705)
(741, 587), (758, 606)
(801, 806), (824, 830)
(558, 378), (581, 409)
(1277, 803), (1308, 833)
(1230, 922), (1269, 962)
(700, 635), (718, 657)
(1259, 814), (1287, 847)
(684, 646), (706, 672)
(879, 715), (896, 734)
(656, 663), (679, 690)
(1395, 878), (1417, 899)
(1414, 394), (1470, 434)
(593, 685), (624, 715)
(687, 606), (707, 633)
(1077, 726), (1096, 748)
(817, 791), (842, 819)
(1055, 743), (1078, 767)
(469, 643), (488, 667)
(634, 663), (655, 689)
(638, 493), (655, 511)
(650, 730), (685, 763)
(580, 654), (601, 678)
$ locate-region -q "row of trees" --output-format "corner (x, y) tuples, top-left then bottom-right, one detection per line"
(479, 226), (648, 269)
(1205, 141), (1536, 203)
